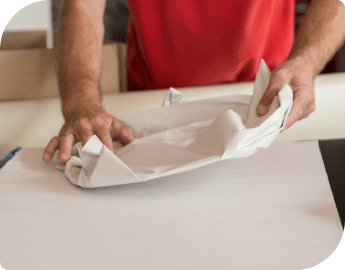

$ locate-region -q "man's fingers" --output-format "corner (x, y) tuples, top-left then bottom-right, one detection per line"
(257, 71), (287, 116)
(119, 126), (134, 145)
(58, 133), (76, 164)
(44, 115), (133, 165)
(257, 86), (280, 115)
(284, 92), (310, 129)
(75, 119), (94, 146)
(42, 136), (60, 161)
(94, 126), (114, 153)
(111, 119), (134, 145)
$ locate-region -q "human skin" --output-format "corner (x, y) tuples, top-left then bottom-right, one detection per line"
(42, 0), (345, 165)
(43, 0), (133, 165)
(256, 0), (345, 129)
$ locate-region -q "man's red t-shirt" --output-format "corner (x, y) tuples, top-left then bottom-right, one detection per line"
(126, 0), (295, 90)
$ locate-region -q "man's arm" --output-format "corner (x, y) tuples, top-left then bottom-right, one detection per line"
(43, 0), (133, 164)
(257, 0), (345, 129)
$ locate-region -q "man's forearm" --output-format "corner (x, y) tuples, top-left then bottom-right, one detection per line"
(257, 0), (344, 129)
(58, 0), (107, 117)
(288, 0), (345, 77)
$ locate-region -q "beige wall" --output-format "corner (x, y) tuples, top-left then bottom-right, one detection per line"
(0, 31), (127, 101)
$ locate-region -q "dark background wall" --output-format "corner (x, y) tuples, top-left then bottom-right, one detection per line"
(52, 0), (345, 73)
(52, 0), (129, 43)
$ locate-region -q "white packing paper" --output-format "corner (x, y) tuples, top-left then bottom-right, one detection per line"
(62, 60), (293, 188)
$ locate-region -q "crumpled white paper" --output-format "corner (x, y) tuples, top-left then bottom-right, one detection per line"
(62, 60), (293, 188)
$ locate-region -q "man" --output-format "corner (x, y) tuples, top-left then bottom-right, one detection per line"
(42, 0), (345, 165)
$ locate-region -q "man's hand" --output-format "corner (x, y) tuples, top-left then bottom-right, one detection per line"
(257, 0), (345, 130)
(41, 0), (132, 165)
(256, 59), (316, 130)
(42, 107), (134, 165)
